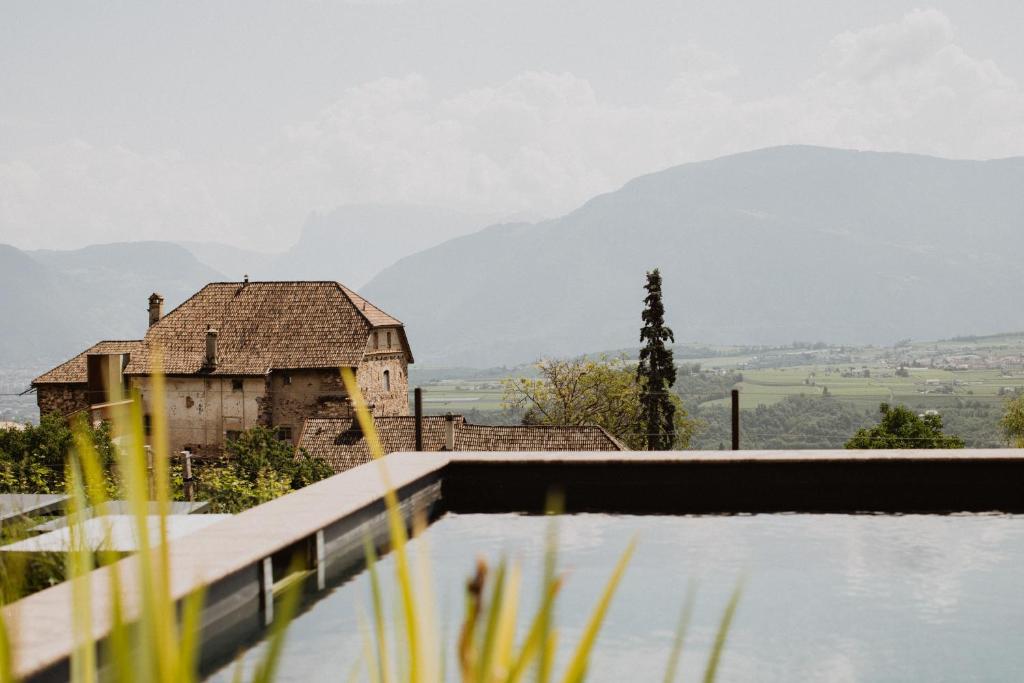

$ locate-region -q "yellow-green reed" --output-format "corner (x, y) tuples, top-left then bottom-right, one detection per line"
(340, 367), (641, 683)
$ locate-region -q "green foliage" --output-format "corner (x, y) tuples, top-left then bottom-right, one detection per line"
(1001, 395), (1024, 447)
(0, 413), (114, 494)
(227, 426), (333, 490)
(0, 517), (66, 602)
(177, 463), (293, 514)
(676, 370), (744, 407)
(845, 403), (965, 449)
(693, 394), (874, 450)
(502, 355), (695, 450)
(178, 426), (333, 513)
(637, 269), (677, 450)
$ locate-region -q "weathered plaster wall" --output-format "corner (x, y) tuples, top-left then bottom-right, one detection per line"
(133, 376), (265, 455)
(36, 384), (90, 417)
(358, 355), (410, 417)
(267, 369), (350, 444)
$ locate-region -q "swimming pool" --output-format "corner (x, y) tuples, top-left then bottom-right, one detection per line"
(210, 511), (1024, 682)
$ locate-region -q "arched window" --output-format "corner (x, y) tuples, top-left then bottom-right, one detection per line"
(383, 369), (391, 392)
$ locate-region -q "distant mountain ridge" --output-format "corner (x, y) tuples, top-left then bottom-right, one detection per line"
(176, 204), (495, 287)
(362, 145), (1024, 366)
(265, 204), (495, 288)
(1, 242), (221, 365)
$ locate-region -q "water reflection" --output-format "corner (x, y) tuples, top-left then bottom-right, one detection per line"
(210, 513), (1024, 682)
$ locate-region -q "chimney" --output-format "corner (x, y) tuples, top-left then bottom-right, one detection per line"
(148, 293), (164, 327)
(205, 328), (218, 368)
(444, 412), (455, 451)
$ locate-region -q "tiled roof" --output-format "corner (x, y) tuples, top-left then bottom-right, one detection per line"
(33, 340), (143, 385)
(298, 415), (626, 472)
(124, 281), (411, 376)
(339, 284), (402, 327)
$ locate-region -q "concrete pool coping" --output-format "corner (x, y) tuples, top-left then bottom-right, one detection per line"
(5, 448), (1024, 681)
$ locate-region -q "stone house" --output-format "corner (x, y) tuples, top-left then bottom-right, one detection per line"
(32, 281), (412, 455)
(298, 414), (626, 473)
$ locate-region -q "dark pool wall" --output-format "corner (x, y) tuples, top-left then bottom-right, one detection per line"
(441, 457), (1024, 514)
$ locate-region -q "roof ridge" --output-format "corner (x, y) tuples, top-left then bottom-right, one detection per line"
(204, 280), (350, 285)
(334, 282), (405, 327)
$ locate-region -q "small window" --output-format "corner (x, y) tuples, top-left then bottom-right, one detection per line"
(226, 430), (242, 443)
(283, 373), (292, 386)
(386, 330), (392, 348)
(277, 426), (293, 441)
(231, 379), (244, 392)
(373, 331), (379, 350)
(383, 369), (391, 392)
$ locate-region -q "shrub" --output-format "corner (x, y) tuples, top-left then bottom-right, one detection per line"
(0, 414), (114, 494)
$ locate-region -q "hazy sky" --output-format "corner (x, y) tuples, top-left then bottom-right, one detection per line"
(2, 1), (1023, 250)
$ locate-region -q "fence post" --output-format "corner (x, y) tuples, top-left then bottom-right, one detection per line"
(182, 449), (195, 502)
(731, 389), (740, 451)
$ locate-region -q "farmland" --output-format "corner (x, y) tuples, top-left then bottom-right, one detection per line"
(408, 332), (1024, 449)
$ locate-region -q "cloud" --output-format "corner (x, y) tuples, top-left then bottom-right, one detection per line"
(280, 9), (1024, 217)
(1, 9), (1022, 249)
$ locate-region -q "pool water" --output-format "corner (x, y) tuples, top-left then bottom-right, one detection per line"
(209, 512), (1024, 682)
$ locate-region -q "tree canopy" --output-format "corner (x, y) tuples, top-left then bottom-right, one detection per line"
(1001, 396), (1024, 447)
(502, 355), (694, 450)
(845, 403), (964, 449)
(0, 414), (114, 494)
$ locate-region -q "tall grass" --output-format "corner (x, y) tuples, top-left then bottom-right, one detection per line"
(0, 358), (296, 683)
(0, 364), (741, 682)
(340, 368), (742, 683)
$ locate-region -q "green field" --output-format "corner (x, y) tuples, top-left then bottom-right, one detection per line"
(703, 367), (1024, 412)
(410, 378), (507, 412)
(406, 333), (1024, 448)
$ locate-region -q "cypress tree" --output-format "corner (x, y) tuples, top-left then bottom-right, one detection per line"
(637, 269), (677, 450)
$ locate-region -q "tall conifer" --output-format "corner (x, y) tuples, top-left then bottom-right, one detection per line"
(637, 269), (677, 450)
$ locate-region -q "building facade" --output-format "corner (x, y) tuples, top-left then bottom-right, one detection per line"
(32, 281), (413, 455)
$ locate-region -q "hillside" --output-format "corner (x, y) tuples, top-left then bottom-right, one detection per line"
(363, 146), (1024, 366)
(3, 242), (222, 365)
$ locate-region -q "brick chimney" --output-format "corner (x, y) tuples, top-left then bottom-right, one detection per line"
(148, 293), (164, 327)
(444, 412), (455, 451)
(205, 328), (218, 368)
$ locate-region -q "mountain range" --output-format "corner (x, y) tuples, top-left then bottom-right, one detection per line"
(0, 242), (220, 365)
(362, 145), (1024, 366)
(4, 146), (1024, 369)
(179, 204), (494, 287)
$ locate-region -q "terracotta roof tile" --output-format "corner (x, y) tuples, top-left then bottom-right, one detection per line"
(298, 415), (626, 472)
(33, 340), (143, 385)
(124, 281), (410, 376)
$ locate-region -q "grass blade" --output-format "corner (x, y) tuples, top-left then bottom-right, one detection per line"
(702, 578), (743, 683)
(662, 580), (697, 683)
(363, 538), (391, 683)
(558, 538), (636, 683)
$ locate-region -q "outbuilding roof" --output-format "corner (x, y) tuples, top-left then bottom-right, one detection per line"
(298, 415), (626, 472)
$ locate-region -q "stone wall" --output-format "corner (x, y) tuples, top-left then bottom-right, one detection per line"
(358, 354), (410, 417)
(267, 369), (351, 444)
(36, 384), (90, 417)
